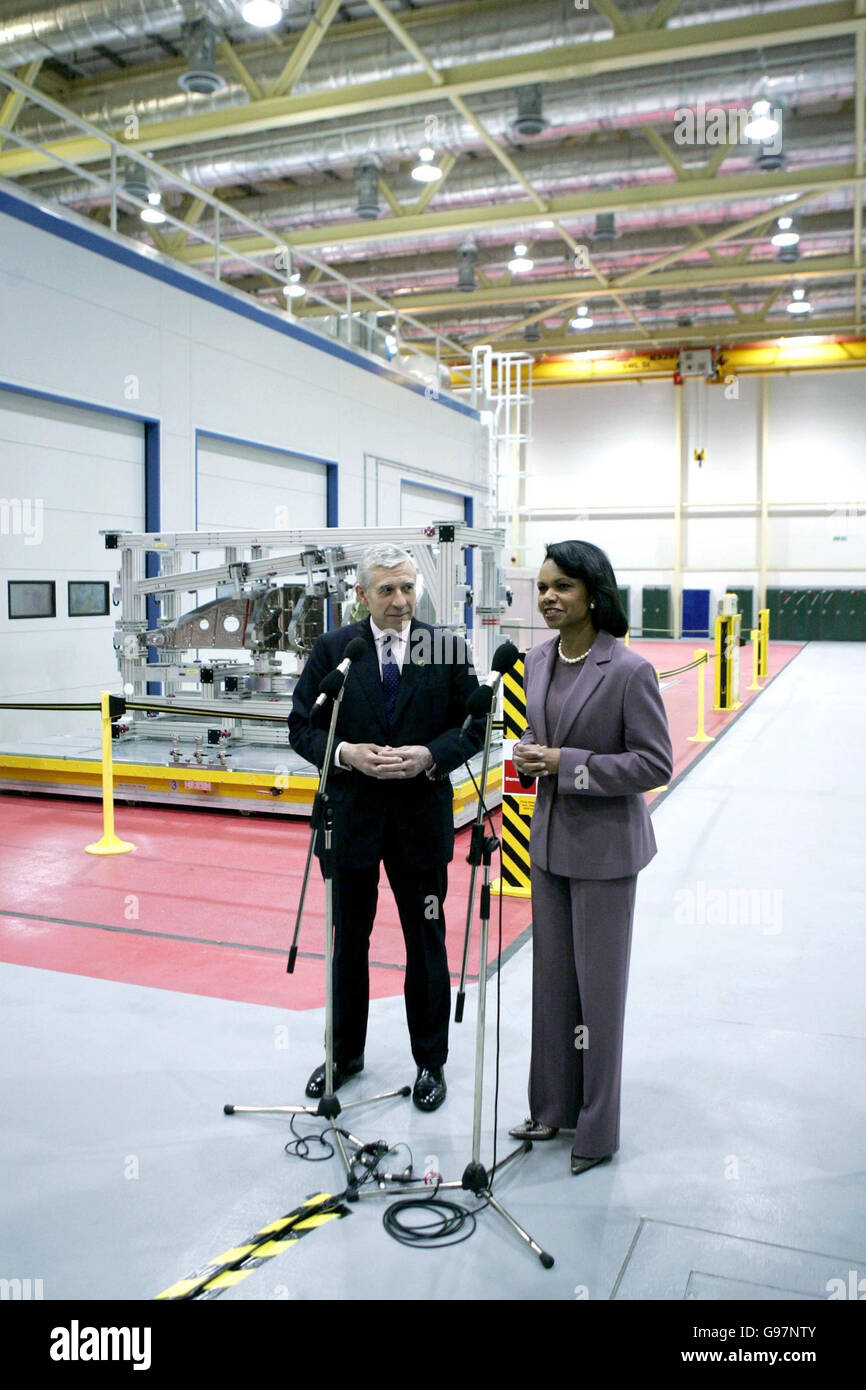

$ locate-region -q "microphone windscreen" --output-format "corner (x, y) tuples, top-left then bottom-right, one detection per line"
(467, 684), (495, 716)
(317, 668), (345, 698)
(345, 637), (369, 661)
(490, 640), (520, 674)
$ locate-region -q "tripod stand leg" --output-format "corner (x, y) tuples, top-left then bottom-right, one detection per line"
(483, 1190), (554, 1269)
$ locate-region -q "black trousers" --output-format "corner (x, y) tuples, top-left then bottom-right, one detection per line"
(329, 852), (451, 1070)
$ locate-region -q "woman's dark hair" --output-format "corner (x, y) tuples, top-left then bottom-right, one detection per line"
(543, 539), (628, 638)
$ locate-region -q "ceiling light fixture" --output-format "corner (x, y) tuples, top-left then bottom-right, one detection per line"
(282, 272), (305, 299)
(786, 285), (812, 315)
(241, 0), (283, 28)
(771, 215), (799, 248)
(745, 98), (779, 143)
(411, 147), (443, 183)
(569, 305), (594, 330)
(508, 242), (534, 273)
(140, 191), (166, 225)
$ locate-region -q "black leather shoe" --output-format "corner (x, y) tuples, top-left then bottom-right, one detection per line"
(412, 1066), (446, 1112)
(509, 1117), (559, 1141)
(571, 1154), (612, 1175)
(304, 1055), (364, 1099)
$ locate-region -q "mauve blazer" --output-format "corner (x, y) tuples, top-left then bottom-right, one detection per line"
(519, 630), (674, 880)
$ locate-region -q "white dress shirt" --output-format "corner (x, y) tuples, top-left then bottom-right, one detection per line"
(334, 620), (410, 769)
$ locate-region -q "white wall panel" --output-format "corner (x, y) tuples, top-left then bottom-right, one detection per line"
(526, 381), (675, 510)
(768, 373), (866, 504)
(0, 389), (143, 742)
(400, 481), (466, 527)
(687, 375), (760, 505)
(193, 435), (328, 615)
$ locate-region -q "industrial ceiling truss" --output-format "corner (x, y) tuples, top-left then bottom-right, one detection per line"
(1, 0), (864, 370)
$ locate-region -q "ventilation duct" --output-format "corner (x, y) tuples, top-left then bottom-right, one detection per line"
(513, 84), (547, 137)
(355, 159), (380, 220)
(178, 19), (227, 96)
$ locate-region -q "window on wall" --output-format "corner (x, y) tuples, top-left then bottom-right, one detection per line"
(68, 581), (110, 617)
(8, 580), (56, 619)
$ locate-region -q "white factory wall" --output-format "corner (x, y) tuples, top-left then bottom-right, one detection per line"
(0, 389), (144, 743)
(0, 196), (484, 738)
(524, 373), (866, 633)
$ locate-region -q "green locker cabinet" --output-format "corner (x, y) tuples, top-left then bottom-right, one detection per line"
(820, 590), (840, 640)
(642, 586), (671, 638)
(823, 589), (866, 640)
(766, 588), (784, 639)
(788, 589), (822, 640)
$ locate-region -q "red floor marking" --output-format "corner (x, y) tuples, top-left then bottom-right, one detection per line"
(0, 639), (803, 1007)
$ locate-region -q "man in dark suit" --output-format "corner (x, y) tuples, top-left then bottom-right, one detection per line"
(288, 544), (483, 1111)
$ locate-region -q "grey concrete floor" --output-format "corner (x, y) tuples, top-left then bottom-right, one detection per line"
(1, 642), (864, 1301)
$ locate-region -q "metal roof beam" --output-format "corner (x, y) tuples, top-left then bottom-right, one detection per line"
(267, 0), (345, 99)
(1, 3), (862, 177)
(364, 0), (445, 87)
(165, 165), (861, 269)
(614, 184), (843, 287)
(217, 38), (265, 102)
(591, 0), (633, 36)
(281, 164), (864, 250)
(291, 256), (857, 315)
(446, 312), (866, 357)
(0, 59), (42, 153)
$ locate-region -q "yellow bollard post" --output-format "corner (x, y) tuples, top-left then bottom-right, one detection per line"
(758, 606), (770, 678)
(687, 650), (715, 743)
(747, 628), (762, 691)
(85, 691), (135, 855)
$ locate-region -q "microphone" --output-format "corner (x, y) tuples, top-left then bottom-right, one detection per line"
(312, 636), (368, 711)
(460, 640), (520, 735)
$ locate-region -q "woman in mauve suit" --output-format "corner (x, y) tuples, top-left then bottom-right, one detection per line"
(510, 540), (673, 1175)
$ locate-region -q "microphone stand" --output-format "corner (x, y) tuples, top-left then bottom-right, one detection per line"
(352, 695), (555, 1270)
(224, 677), (411, 1180)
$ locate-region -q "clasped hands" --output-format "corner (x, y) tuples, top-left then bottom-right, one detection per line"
(342, 743), (433, 779)
(512, 742), (561, 778)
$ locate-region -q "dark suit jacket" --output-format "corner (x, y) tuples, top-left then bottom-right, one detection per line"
(288, 618), (484, 869)
(519, 630), (673, 879)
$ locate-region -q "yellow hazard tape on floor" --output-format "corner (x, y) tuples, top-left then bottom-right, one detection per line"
(154, 1192), (350, 1300)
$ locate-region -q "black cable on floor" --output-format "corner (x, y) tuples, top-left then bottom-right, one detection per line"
(382, 1190), (485, 1249)
(284, 1113), (336, 1162)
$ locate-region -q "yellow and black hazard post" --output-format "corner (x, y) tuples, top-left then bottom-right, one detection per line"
(491, 655), (535, 899)
(757, 605), (770, 678)
(713, 611), (743, 711)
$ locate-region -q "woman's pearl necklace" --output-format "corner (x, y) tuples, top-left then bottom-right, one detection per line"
(558, 639), (592, 665)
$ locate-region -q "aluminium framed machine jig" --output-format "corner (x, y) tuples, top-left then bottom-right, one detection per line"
(99, 523), (508, 816)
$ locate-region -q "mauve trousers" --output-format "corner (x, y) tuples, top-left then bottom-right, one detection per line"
(528, 865), (638, 1158)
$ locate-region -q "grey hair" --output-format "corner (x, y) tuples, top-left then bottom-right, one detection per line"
(356, 544), (416, 592)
